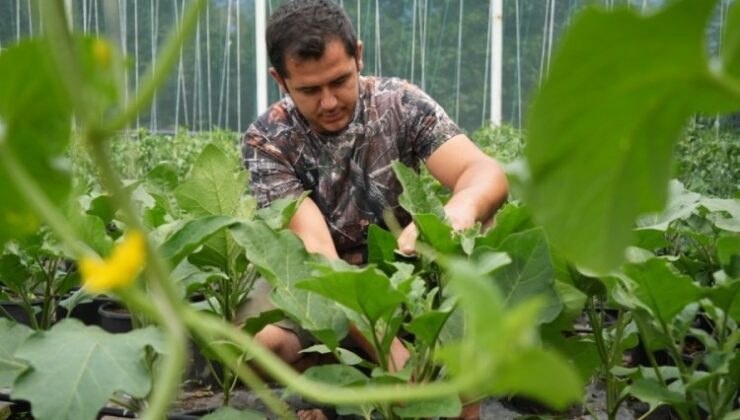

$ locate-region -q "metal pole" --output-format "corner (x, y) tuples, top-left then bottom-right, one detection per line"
(490, 0), (502, 126)
(256, 0), (268, 115)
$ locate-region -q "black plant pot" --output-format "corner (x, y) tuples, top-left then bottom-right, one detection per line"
(98, 301), (133, 333)
(0, 300), (42, 327)
(59, 295), (116, 326)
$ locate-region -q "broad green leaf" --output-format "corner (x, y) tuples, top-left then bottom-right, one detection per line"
(623, 378), (685, 410)
(624, 258), (703, 325)
(175, 144), (245, 217)
(0, 40), (72, 247)
(468, 248), (512, 276)
(392, 161), (445, 219)
(414, 213), (460, 254)
(392, 394), (461, 418)
(437, 304), (464, 345)
(489, 348), (584, 411)
(708, 280), (740, 323)
(86, 194), (117, 227)
(439, 258), (583, 410)
(300, 344), (365, 366)
(230, 220), (348, 348)
(367, 224), (399, 266)
(476, 203), (534, 249)
(0, 254), (30, 292)
(12, 319), (165, 420)
(65, 196), (114, 258)
(243, 308), (285, 335)
(0, 318), (32, 387)
(526, 0), (738, 273)
(544, 280), (587, 332)
(405, 310), (452, 346)
(175, 145), (246, 270)
(717, 234), (740, 278)
(201, 406), (266, 420)
(174, 266), (229, 298)
(491, 228), (562, 324)
(301, 364), (368, 387)
(146, 162), (180, 191)
(701, 197), (740, 233)
(298, 263), (405, 325)
(255, 192), (308, 230)
(722, 1), (740, 79)
(540, 331), (600, 382)
(158, 215), (237, 266)
(726, 410), (740, 420)
(636, 180), (701, 231)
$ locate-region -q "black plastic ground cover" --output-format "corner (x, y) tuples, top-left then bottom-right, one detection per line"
(0, 391), (213, 419)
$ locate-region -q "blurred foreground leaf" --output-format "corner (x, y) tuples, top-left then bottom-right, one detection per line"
(12, 319), (165, 420)
(0, 40), (72, 248)
(526, 0), (739, 273)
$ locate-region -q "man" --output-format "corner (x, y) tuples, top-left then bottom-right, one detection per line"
(241, 0), (508, 417)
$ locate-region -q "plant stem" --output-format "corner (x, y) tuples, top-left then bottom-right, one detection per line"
(183, 310), (479, 406)
(121, 286), (187, 420)
(606, 310), (626, 417)
(588, 297), (625, 420)
(0, 141), (87, 259)
(205, 340), (293, 418)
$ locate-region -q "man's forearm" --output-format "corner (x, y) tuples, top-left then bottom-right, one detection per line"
(445, 158), (508, 229)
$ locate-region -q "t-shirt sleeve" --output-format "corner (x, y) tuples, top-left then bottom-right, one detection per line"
(241, 127), (305, 208)
(402, 83), (463, 161)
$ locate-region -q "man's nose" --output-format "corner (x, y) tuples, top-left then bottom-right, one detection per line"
(320, 89), (338, 109)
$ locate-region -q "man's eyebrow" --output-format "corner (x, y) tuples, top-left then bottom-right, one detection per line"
(295, 71), (353, 90)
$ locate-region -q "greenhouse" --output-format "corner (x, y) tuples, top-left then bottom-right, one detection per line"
(0, 1), (738, 419)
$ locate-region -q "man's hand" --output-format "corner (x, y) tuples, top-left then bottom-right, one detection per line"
(388, 337), (410, 373)
(397, 222), (419, 256)
(396, 202), (477, 256)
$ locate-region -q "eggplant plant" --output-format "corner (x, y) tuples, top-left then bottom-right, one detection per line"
(525, 0), (740, 418)
(0, 229), (79, 330)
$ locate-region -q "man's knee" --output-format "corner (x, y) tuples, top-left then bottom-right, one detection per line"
(254, 324), (303, 364)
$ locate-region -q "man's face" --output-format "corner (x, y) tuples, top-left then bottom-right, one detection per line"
(272, 39), (363, 134)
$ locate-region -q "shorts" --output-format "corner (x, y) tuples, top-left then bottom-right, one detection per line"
(235, 277), (318, 349)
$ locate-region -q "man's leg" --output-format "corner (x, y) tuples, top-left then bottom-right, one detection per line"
(253, 324), (321, 372)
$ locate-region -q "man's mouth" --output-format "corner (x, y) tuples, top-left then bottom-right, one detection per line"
(322, 111), (343, 122)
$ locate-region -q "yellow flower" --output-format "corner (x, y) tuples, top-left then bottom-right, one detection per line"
(80, 231), (146, 293)
(92, 38), (111, 69)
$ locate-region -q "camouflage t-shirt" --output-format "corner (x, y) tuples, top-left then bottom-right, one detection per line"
(241, 76), (462, 264)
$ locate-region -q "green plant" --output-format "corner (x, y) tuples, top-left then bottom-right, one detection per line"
(3, 7), (579, 416)
(0, 229), (78, 330)
(524, 0), (740, 418)
(675, 123), (740, 199)
(471, 123), (525, 164)
(3, 0), (738, 419)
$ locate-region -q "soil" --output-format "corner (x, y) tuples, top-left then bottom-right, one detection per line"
(163, 379), (662, 419)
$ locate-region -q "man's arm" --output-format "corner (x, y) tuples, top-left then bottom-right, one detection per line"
(397, 134), (508, 254)
(288, 197), (340, 259)
(288, 197), (410, 371)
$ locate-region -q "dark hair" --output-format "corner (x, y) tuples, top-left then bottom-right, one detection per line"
(266, 0), (358, 78)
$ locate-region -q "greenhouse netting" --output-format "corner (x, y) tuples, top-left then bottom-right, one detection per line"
(0, 0), (730, 133)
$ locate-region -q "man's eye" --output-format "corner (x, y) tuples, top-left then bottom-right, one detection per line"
(332, 77), (348, 86)
(299, 88), (319, 95)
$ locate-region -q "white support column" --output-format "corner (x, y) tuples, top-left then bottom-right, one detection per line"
(255, 0), (268, 115)
(490, 0), (503, 126)
(64, 0), (73, 30)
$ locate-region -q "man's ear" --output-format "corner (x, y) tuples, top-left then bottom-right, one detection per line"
(355, 41), (364, 73)
(269, 67), (289, 94)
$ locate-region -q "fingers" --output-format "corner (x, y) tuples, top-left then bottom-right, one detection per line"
(297, 409), (328, 420)
(396, 223), (418, 256)
(388, 337), (410, 373)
